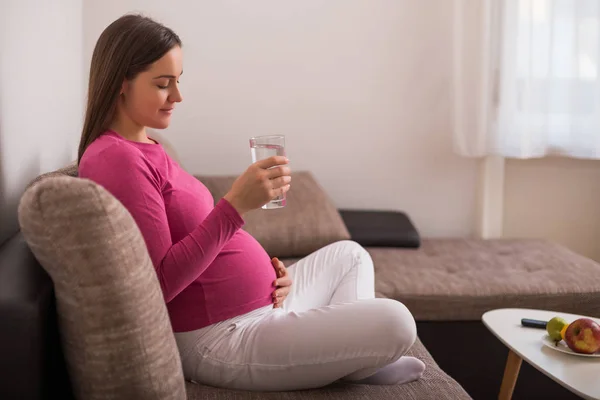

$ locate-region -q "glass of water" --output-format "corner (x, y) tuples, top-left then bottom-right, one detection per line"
(249, 135), (286, 209)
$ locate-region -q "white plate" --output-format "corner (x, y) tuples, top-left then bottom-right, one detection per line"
(542, 335), (600, 358)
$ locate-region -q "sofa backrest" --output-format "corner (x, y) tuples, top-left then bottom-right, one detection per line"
(0, 231), (74, 400)
(0, 162), (79, 399)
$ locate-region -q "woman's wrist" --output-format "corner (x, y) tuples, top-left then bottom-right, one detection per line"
(223, 193), (247, 216)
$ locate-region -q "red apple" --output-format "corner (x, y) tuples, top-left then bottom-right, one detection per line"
(564, 318), (600, 354)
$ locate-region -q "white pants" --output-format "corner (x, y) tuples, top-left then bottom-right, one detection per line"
(174, 240), (417, 391)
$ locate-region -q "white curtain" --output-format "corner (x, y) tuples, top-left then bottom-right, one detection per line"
(453, 0), (600, 159)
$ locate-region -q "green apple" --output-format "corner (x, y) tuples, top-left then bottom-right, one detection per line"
(547, 317), (568, 342)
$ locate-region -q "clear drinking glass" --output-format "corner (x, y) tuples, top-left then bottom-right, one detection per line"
(249, 135), (286, 209)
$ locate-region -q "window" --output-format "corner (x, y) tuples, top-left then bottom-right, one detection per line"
(497, 0), (600, 158)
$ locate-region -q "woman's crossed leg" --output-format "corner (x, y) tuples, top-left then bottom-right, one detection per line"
(176, 241), (424, 391)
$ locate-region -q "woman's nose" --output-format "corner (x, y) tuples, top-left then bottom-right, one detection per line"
(169, 86), (183, 103)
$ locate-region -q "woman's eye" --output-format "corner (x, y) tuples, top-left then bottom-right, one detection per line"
(157, 84), (168, 89)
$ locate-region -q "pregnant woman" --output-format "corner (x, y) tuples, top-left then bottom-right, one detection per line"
(78, 14), (425, 391)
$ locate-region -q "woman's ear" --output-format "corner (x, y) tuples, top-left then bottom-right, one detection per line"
(120, 80), (128, 95)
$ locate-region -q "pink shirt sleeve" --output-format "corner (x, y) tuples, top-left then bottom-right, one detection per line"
(81, 146), (244, 302)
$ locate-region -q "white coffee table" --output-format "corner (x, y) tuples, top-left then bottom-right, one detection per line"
(482, 308), (600, 400)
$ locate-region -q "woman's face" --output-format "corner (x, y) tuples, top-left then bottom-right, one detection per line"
(120, 46), (183, 129)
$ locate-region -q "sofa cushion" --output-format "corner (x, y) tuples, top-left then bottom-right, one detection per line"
(17, 176), (186, 400)
(369, 239), (600, 321)
(195, 171), (351, 258)
(184, 337), (471, 400)
(339, 209), (421, 248)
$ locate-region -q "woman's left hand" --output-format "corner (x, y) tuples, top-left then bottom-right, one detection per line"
(271, 257), (292, 309)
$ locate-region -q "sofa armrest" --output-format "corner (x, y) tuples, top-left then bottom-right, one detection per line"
(338, 209), (421, 248)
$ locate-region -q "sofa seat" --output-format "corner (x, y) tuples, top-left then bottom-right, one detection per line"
(184, 337), (471, 400)
(366, 238), (600, 321)
(281, 238), (600, 321)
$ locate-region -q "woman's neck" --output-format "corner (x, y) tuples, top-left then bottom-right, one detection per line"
(109, 111), (151, 144)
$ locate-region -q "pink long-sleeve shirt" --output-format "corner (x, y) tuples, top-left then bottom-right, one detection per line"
(79, 130), (276, 332)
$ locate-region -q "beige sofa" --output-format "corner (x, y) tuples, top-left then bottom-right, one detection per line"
(4, 154), (600, 400)
(1, 163), (471, 400)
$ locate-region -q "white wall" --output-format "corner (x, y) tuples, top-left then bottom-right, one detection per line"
(83, 0), (479, 238)
(0, 0), (84, 245)
(504, 157), (600, 262)
(2, 0), (596, 257)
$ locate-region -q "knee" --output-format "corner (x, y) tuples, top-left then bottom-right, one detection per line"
(376, 299), (417, 353)
(336, 240), (373, 266)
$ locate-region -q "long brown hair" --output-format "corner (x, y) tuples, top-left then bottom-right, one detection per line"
(77, 14), (181, 165)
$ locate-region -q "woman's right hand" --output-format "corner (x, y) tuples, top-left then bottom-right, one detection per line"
(223, 156), (291, 215)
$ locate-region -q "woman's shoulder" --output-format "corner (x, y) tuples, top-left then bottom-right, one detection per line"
(79, 133), (151, 178)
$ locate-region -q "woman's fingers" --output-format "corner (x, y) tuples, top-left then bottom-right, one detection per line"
(272, 283), (291, 299)
(270, 175), (292, 189)
(267, 174), (291, 201)
(271, 257), (292, 309)
(265, 165), (291, 179)
(274, 277), (292, 288)
(271, 184), (290, 199)
(271, 257), (287, 276)
(255, 156), (289, 170)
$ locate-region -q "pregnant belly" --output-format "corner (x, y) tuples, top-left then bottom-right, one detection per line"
(167, 231), (278, 330)
(199, 231), (277, 310)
